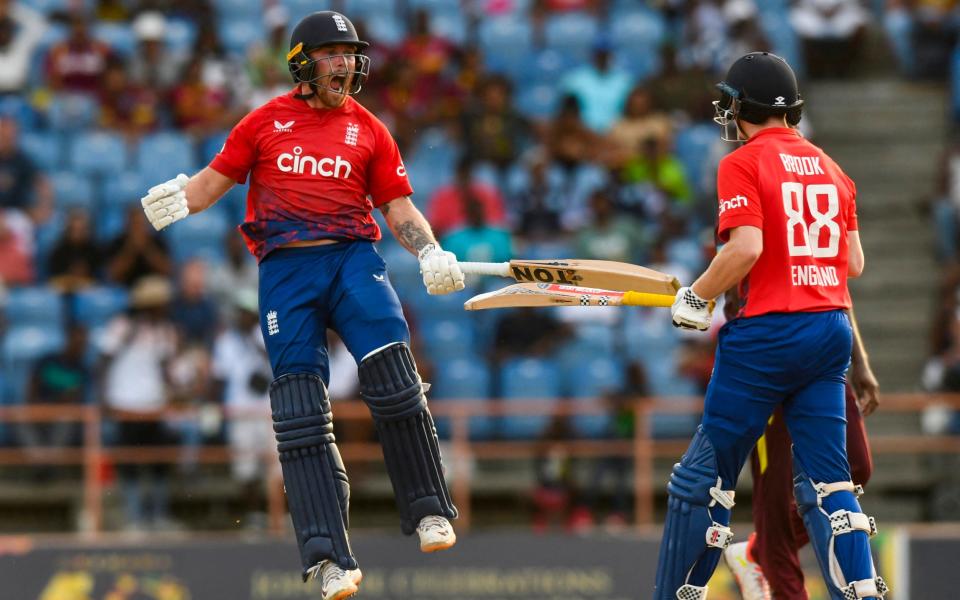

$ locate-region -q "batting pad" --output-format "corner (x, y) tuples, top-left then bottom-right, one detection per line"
(359, 342), (458, 535)
(270, 373), (356, 577)
(654, 427), (735, 600)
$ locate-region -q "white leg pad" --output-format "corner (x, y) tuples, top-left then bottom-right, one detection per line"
(841, 576), (888, 599)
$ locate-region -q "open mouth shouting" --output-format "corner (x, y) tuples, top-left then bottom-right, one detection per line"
(328, 74), (348, 94)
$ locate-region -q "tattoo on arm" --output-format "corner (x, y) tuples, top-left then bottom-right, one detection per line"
(380, 203), (390, 215)
(396, 220), (434, 254)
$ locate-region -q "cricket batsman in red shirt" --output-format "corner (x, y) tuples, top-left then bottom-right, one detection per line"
(653, 52), (887, 600)
(140, 11), (462, 600)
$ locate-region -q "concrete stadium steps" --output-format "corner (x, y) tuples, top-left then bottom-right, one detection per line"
(806, 78), (946, 391)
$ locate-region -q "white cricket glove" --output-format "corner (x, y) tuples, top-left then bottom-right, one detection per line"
(671, 286), (713, 331)
(418, 243), (465, 295)
(141, 173), (190, 231)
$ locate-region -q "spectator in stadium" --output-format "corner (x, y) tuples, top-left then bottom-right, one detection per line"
(170, 258), (219, 346)
(606, 85), (673, 169)
(105, 205), (172, 288)
(649, 45), (716, 122)
(545, 94), (602, 173)
(15, 323), (90, 456)
(621, 135), (693, 213)
(100, 275), (179, 531)
(128, 11), (184, 96)
(459, 74), (532, 179)
(398, 9), (457, 81)
(192, 21), (248, 104)
(575, 189), (647, 264)
(208, 232), (258, 321)
(47, 208), (101, 292)
(560, 38), (635, 133)
(790, 0), (869, 78)
(441, 196), (514, 264)
(0, 116), (52, 220)
(95, 0), (129, 22)
(931, 139), (960, 264)
(721, 0), (773, 68)
(247, 5), (290, 91)
(0, 0), (47, 95)
(678, 0), (729, 73)
(98, 57), (160, 136)
(45, 13), (114, 94)
(509, 148), (568, 242)
(426, 155), (507, 239)
(170, 56), (233, 137)
(492, 306), (572, 364)
(530, 413), (578, 532)
(211, 287), (273, 529)
(0, 209), (33, 285)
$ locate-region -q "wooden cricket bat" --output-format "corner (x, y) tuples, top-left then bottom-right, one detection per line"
(463, 283), (677, 311)
(458, 259), (680, 295)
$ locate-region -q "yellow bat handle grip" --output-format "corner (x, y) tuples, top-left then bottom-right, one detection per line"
(621, 291), (676, 308)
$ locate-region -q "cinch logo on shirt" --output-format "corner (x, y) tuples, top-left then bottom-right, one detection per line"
(277, 146), (353, 179)
(779, 153), (825, 176)
(718, 194), (749, 216)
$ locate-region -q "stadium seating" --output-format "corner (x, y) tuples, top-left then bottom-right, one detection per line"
(565, 355), (626, 438)
(431, 356), (496, 440)
(46, 94), (99, 132)
(165, 206), (230, 265)
(543, 13), (600, 63)
(69, 131), (128, 177)
(71, 286), (129, 329)
(218, 18), (265, 57)
(4, 286), (64, 329)
(49, 171), (95, 210)
(420, 318), (476, 361)
(1, 325), (66, 407)
(19, 130), (62, 172)
(135, 131), (198, 182)
(343, 0), (395, 18)
(499, 357), (562, 439)
(93, 22), (136, 56)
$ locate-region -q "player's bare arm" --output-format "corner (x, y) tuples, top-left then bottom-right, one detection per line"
(848, 306), (880, 416)
(672, 226), (762, 331)
(848, 230), (865, 278)
(184, 167), (235, 213)
(380, 196), (465, 294)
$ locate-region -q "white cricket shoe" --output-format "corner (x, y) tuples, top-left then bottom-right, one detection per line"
(307, 560), (362, 600)
(723, 540), (772, 600)
(417, 515), (457, 552)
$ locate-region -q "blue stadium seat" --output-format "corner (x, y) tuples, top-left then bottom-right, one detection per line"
(210, 0), (262, 19)
(421, 318), (475, 361)
(479, 17), (533, 74)
(363, 12), (404, 46)
(136, 131), (198, 181)
(666, 236), (704, 274)
(201, 130), (230, 163)
(281, 0), (334, 16)
(431, 356), (495, 440)
(1, 325), (66, 406)
(499, 357), (562, 439)
(515, 83), (561, 120)
(47, 94), (99, 132)
(19, 130), (62, 172)
(69, 131), (128, 177)
(102, 171), (145, 208)
(566, 355), (626, 438)
(543, 13), (599, 60)
(429, 11), (468, 45)
(613, 45), (661, 81)
(72, 286), (129, 328)
(50, 171), (95, 210)
(343, 0), (395, 18)
(165, 18), (198, 54)
(610, 9), (667, 50)
(624, 309), (678, 363)
(0, 96), (38, 130)
(674, 122), (720, 197)
(94, 22), (136, 56)
(4, 287), (64, 329)
(22, 0), (89, 14)
(165, 206), (230, 265)
(219, 17), (265, 57)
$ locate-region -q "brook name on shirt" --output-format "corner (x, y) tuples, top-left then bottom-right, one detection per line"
(792, 264), (839, 287)
(780, 153), (825, 176)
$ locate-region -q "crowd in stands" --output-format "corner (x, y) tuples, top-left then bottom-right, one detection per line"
(0, 0), (917, 531)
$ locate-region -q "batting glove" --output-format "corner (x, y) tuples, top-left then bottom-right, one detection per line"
(141, 173), (190, 231)
(418, 243), (465, 295)
(671, 286), (713, 331)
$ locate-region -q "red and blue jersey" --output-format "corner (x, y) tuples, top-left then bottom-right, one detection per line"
(716, 127), (858, 318)
(210, 90), (413, 260)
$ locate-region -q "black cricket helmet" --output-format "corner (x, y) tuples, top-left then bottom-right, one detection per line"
(713, 52), (803, 141)
(287, 11), (371, 96)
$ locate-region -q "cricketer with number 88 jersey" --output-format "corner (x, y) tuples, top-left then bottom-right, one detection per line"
(717, 126), (858, 319)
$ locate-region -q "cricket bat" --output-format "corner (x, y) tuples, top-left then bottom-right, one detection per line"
(458, 259), (680, 295)
(463, 283), (677, 311)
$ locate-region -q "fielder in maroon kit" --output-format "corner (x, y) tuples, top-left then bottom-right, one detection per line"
(723, 265), (880, 600)
(141, 11), (463, 600)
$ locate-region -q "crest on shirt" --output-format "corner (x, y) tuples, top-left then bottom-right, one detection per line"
(344, 123), (359, 146)
(274, 120), (295, 133)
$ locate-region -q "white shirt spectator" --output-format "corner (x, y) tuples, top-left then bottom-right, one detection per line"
(0, 3), (46, 94)
(791, 0), (868, 40)
(100, 315), (176, 413)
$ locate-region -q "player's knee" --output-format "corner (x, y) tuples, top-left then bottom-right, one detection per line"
(269, 372), (335, 449)
(358, 342), (427, 420)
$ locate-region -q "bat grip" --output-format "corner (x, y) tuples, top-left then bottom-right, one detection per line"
(459, 262), (511, 277)
(621, 291), (676, 308)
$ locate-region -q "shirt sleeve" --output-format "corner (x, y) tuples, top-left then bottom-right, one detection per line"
(367, 118), (414, 207)
(716, 153), (763, 243)
(210, 111), (258, 184)
(845, 173), (858, 231)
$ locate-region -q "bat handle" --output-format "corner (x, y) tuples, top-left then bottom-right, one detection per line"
(459, 262), (511, 277)
(621, 291), (676, 308)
